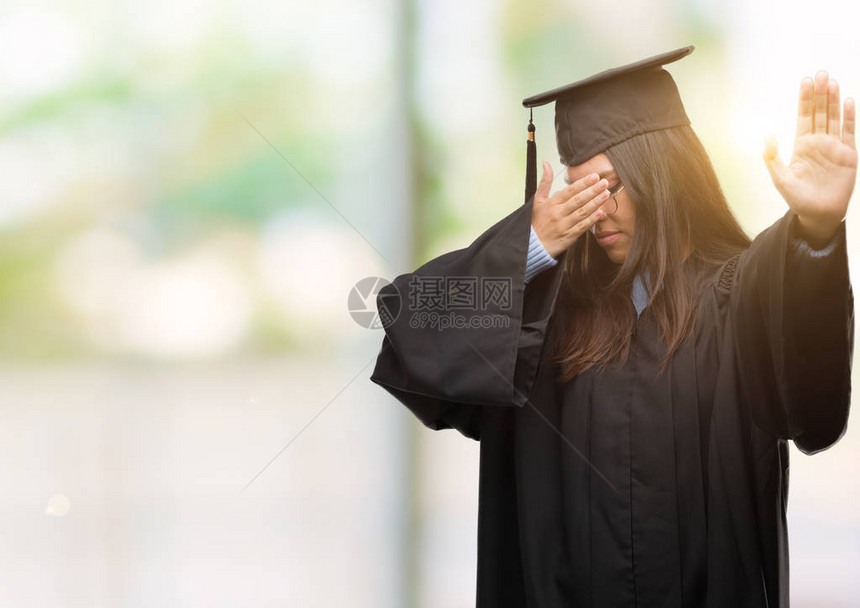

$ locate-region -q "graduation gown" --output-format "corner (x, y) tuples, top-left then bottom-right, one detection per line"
(369, 193), (853, 608)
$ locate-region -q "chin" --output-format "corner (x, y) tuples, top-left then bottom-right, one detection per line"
(604, 249), (628, 265)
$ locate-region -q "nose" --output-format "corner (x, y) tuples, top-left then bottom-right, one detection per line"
(590, 212), (608, 233)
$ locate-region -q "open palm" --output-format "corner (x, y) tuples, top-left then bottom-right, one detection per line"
(764, 71), (857, 238)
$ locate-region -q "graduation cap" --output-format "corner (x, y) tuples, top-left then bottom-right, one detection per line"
(521, 45), (695, 204)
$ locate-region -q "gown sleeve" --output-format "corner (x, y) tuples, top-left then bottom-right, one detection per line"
(369, 195), (568, 440)
(729, 208), (854, 455)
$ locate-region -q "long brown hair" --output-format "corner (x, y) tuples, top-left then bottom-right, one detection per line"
(547, 124), (751, 381)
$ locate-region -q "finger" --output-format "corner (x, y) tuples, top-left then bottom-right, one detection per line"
(796, 77), (814, 137)
(828, 79), (841, 136)
(535, 161), (554, 200)
(559, 178), (610, 214)
(551, 171), (600, 204)
(560, 184), (611, 231)
(842, 97), (856, 150)
(574, 207), (607, 236)
(763, 134), (788, 195)
(814, 70), (828, 134)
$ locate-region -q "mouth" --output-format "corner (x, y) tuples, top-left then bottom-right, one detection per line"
(595, 231), (621, 246)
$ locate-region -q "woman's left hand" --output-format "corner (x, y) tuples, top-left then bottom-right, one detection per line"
(763, 70), (857, 242)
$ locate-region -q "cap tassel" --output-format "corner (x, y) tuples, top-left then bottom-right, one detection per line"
(525, 109), (537, 204)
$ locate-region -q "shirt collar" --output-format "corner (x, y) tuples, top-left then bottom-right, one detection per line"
(631, 268), (651, 319)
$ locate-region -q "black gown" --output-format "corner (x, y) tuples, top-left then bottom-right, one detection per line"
(369, 193), (853, 608)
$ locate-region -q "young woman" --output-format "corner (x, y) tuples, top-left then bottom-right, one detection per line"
(370, 48), (855, 608)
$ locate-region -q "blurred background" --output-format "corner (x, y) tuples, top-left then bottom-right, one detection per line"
(0, 0), (857, 605)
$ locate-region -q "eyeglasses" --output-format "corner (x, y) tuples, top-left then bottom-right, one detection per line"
(602, 182), (624, 215)
(556, 168), (624, 215)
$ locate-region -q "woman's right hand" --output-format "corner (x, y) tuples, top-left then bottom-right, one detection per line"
(531, 161), (612, 259)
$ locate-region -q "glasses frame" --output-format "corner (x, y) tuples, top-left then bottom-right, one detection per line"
(604, 183), (624, 215)
(557, 168), (624, 216)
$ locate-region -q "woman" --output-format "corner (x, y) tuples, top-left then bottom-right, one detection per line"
(370, 48), (855, 608)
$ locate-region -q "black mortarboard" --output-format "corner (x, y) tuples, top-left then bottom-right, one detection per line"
(521, 45), (695, 203)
